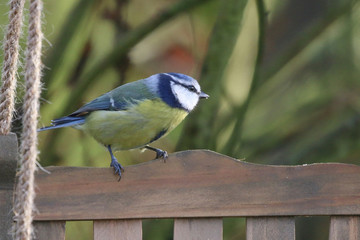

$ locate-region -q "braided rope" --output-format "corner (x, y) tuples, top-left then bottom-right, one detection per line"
(0, 0), (26, 135)
(13, 0), (43, 238)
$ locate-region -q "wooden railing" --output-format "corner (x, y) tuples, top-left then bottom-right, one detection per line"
(1, 133), (360, 239)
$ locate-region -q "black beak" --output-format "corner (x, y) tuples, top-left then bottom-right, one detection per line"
(199, 91), (209, 99)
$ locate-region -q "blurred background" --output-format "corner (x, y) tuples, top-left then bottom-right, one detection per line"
(1, 0), (359, 239)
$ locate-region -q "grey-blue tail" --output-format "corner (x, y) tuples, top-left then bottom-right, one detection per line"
(38, 116), (85, 132)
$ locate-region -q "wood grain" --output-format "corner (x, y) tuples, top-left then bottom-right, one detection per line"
(93, 220), (142, 240)
(246, 217), (295, 240)
(0, 134), (18, 240)
(33, 150), (360, 220)
(33, 221), (66, 240)
(174, 218), (223, 240)
(329, 216), (360, 240)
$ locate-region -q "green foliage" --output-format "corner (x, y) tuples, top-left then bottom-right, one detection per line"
(177, 0), (249, 151)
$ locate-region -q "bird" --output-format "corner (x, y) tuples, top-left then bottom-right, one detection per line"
(38, 73), (209, 178)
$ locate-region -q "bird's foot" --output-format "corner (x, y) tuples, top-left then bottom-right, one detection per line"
(145, 146), (168, 162)
(110, 157), (125, 180)
(155, 149), (168, 160)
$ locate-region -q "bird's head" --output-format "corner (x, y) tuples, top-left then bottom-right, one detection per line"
(146, 73), (209, 112)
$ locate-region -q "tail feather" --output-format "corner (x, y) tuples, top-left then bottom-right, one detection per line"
(38, 116), (85, 132)
(51, 116), (84, 125)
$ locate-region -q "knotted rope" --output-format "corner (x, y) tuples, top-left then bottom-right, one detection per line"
(0, 0), (43, 239)
(0, 0), (25, 135)
(13, 0), (43, 238)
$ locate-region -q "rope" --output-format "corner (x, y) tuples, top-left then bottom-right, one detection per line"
(0, 0), (26, 135)
(13, 0), (43, 238)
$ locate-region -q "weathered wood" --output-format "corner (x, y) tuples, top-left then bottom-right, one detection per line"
(329, 216), (360, 240)
(174, 218), (223, 240)
(246, 217), (295, 240)
(33, 221), (66, 240)
(33, 150), (360, 220)
(0, 133), (18, 240)
(93, 220), (142, 240)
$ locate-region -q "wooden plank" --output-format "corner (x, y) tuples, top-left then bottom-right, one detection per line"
(93, 220), (142, 240)
(33, 221), (66, 240)
(33, 150), (360, 220)
(329, 216), (360, 240)
(0, 133), (18, 240)
(174, 218), (222, 240)
(246, 217), (295, 240)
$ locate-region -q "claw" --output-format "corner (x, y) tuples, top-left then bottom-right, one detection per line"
(110, 157), (124, 181)
(107, 145), (125, 181)
(156, 149), (168, 159)
(145, 146), (168, 162)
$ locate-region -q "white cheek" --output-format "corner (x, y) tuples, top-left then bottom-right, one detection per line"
(172, 84), (199, 111)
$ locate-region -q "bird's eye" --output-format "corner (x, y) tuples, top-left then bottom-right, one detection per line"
(188, 86), (197, 92)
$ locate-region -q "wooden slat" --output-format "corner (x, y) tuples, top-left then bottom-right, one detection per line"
(93, 220), (142, 240)
(0, 134), (18, 240)
(174, 218), (222, 240)
(34, 150), (360, 220)
(33, 221), (66, 240)
(329, 216), (360, 240)
(246, 217), (295, 240)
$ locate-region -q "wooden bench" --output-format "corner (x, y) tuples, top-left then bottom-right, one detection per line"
(1, 134), (360, 239)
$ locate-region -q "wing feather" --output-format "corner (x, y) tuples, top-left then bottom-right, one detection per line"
(39, 79), (159, 132)
(70, 80), (157, 117)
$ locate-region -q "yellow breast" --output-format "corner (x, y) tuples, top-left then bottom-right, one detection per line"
(80, 99), (188, 151)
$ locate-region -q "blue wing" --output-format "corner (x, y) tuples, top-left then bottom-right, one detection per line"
(38, 80), (158, 131)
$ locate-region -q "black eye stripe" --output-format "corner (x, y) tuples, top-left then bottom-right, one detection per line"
(171, 80), (198, 93)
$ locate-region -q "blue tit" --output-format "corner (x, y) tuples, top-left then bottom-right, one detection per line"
(39, 73), (209, 178)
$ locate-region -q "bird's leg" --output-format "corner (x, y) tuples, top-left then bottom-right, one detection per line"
(145, 145), (168, 162)
(107, 145), (124, 179)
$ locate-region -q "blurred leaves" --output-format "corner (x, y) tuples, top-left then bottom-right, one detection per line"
(177, 0), (249, 150)
(179, 0), (359, 165)
(222, 0), (267, 156)
(42, 0), (101, 94)
(242, 0), (360, 165)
